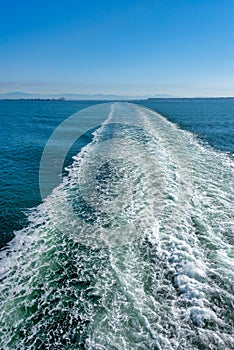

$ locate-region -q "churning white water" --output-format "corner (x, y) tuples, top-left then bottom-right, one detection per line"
(0, 103), (233, 349)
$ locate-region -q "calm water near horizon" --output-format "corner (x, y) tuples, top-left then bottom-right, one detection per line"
(0, 99), (233, 349)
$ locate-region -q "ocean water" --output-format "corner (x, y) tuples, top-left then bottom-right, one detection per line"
(0, 100), (233, 349)
(0, 100), (101, 247)
(139, 98), (234, 153)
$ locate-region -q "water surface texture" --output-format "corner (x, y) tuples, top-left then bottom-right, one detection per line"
(0, 101), (233, 349)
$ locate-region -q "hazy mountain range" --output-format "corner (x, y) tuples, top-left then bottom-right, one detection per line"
(0, 91), (177, 100)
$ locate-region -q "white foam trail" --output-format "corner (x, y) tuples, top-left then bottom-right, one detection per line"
(0, 102), (233, 350)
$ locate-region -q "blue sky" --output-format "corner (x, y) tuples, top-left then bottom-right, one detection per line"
(0, 0), (234, 96)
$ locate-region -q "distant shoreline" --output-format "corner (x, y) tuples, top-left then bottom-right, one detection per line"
(1, 97), (234, 101)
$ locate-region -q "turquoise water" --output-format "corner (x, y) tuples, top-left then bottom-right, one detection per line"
(0, 100), (233, 349)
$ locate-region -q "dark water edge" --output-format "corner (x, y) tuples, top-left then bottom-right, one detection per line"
(0, 98), (233, 248)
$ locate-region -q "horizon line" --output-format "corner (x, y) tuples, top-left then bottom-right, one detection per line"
(1, 91), (234, 100)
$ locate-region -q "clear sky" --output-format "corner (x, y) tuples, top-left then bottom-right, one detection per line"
(0, 0), (234, 97)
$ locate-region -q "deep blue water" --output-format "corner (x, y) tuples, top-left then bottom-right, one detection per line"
(0, 99), (233, 248)
(0, 100), (102, 247)
(138, 98), (234, 153)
